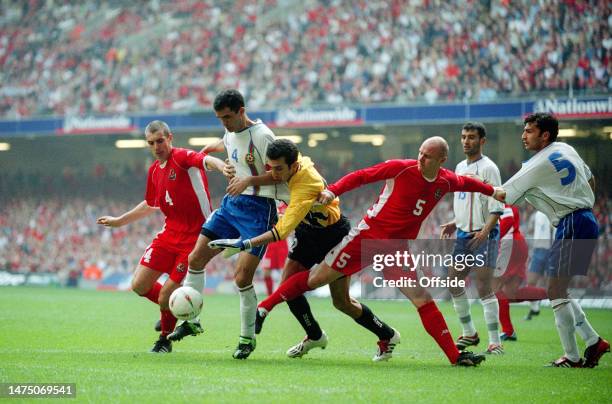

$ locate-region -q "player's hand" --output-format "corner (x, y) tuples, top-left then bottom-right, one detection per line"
(468, 230), (488, 249)
(223, 159), (236, 179)
(318, 189), (336, 205)
(96, 216), (121, 227)
(208, 238), (252, 259)
(226, 176), (249, 196)
(439, 221), (457, 239)
(492, 187), (506, 202)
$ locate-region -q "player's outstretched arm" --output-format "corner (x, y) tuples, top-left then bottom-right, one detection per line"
(204, 154), (227, 173)
(200, 138), (225, 154)
(96, 200), (156, 228)
(209, 229), (278, 259)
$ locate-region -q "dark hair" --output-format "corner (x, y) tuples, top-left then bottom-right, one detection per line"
(462, 122), (487, 138)
(524, 112), (559, 143)
(213, 89), (245, 113)
(266, 139), (299, 166)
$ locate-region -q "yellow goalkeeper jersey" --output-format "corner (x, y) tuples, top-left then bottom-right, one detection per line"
(270, 155), (341, 241)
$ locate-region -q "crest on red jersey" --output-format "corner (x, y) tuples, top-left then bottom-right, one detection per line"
(169, 169), (176, 180)
(176, 263), (185, 273)
(434, 188), (442, 200)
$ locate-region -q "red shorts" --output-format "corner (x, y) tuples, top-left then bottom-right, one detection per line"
(496, 235), (528, 281)
(263, 239), (289, 270)
(324, 221), (406, 277)
(139, 237), (192, 283)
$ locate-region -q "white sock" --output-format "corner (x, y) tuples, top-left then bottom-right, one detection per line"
(570, 299), (599, 346)
(239, 284), (257, 339)
(452, 291), (477, 337)
(184, 267), (206, 292)
(182, 268), (206, 324)
(552, 299), (580, 362)
(482, 295), (501, 345)
(530, 300), (540, 312)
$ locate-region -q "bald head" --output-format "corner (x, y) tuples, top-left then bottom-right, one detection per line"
(417, 136), (449, 179)
(421, 136), (449, 159)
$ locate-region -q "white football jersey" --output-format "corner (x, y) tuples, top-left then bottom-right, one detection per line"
(453, 155), (504, 232)
(503, 142), (594, 226)
(223, 120), (290, 200)
(532, 210), (553, 248)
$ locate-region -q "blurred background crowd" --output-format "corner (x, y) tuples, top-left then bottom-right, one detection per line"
(1, 0), (610, 118)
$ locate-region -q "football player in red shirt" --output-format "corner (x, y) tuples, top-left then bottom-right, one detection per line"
(97, 120), (226, 353)
(256, 136), (505, 366)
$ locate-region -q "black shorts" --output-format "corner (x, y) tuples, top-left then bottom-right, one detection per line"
(289, 215), (351, 269)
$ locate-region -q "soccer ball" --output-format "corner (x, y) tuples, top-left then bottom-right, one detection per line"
(169, 286), (203, 321)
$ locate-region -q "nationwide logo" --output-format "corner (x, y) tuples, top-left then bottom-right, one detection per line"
(534, 97), (612, 118)
(58, 115), (137, 135)
(275, 107), (362, 127)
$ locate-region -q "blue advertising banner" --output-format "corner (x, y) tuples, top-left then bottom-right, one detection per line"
(0, 96), (608, 138)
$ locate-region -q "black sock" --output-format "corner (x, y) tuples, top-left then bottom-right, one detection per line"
(355, 304), (394, 340)
(287, 295), (323, 340)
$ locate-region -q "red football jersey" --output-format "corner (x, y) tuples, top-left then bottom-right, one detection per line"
(499, 205), (522, 239)
(327, 159), (494, 239)
(145, 147), (212, 245)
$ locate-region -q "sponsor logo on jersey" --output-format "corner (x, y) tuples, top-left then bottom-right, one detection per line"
(169, 169), (176, 180)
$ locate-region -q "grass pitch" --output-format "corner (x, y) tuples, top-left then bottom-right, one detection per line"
(1, 287), (611, 403)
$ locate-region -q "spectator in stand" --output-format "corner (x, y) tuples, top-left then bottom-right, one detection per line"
(0, 1), (609, 118)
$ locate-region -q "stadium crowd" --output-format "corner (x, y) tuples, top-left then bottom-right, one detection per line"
(1, 0), (610, 118)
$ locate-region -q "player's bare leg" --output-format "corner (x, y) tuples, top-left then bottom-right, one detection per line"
(525, 271), (543, 319)
(276, 260), (328, 357)
(474, 266), (503, 353)
(257, 262), (344, 324)
(232, 251), (261, 359)
(396, 281), (485, 366)
(132, 266), (175, 353)
(184, 234), (222, 291)
(447, 266), (479, 349)
(263, 267), (274, 295)
(169, 235), (220, 342)
(494, 276), (521, 341)
(328, 276), (400, 361)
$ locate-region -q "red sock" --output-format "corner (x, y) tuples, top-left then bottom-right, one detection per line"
(142, 282), (162, 305)
(418, 301), (459, 364)
(259, 271), (312, 312)
(264, 276), (274, 296)
(511, 286), (547, 302)
(160, 309), (177, 337)
(496, 291), (514, 335)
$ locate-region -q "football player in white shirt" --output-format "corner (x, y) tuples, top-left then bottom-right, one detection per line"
(495, 112), (609, 368)
(440, 122), (505, 355)
(176, 89), (289, 359)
